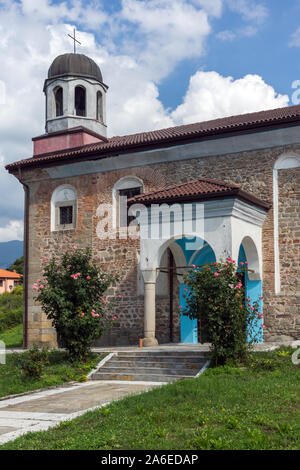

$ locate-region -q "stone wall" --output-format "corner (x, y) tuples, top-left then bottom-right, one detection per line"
(21, 141), (300, 347)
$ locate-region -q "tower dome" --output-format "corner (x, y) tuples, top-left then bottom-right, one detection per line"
(48, 53), (103, 82)
(44, 52), (108, 137)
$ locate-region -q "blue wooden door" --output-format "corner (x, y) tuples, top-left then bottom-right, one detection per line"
(179, 284), (198, 343)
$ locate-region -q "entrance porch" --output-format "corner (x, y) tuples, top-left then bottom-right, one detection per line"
(128, 177), (270, 346)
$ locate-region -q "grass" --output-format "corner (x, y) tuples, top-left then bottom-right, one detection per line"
(0, 323), (23, 348)
(1, 348), (299, 450)
(0, 350), (104, 399)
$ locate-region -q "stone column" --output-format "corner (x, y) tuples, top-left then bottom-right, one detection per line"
(142, 269), (158, 347)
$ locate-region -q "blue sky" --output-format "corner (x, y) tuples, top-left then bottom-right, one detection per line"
(0, 0), (300, 242)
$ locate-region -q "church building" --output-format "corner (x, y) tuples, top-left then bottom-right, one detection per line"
(6, 52), (300, 348)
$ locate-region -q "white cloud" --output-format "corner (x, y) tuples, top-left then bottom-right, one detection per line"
(289, 27), (300, 47)
(217, 30), (236, 41)
(191, 0), (223, 17)
(0, 220), (23, 242)
(226, 0), (268, 24)
(171, 71), (289, 125)
(120, 0), (211, 80)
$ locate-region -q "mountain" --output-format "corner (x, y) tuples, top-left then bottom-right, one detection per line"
(0, 241), (23, 269)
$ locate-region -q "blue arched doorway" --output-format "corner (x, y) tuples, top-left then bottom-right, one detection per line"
(176, 237), (216, 343)
(238, 244), (263, 343)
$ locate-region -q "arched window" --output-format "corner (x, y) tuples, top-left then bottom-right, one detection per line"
(112, 177), (144, 229)
(75, 86), (86, 117)
(51, 185), (77, 232)
(54, 87), (63, 117)
(96, 91), (103, 122)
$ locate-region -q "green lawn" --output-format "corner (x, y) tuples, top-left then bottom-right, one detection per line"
(0, 350), (104, 398)
(1, 348), (299, 450)
(0, 323), (23, 348)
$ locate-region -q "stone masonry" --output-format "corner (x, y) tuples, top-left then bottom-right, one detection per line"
(19, 140), (300, 347)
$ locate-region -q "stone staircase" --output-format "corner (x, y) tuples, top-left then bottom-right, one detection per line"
(90, 350), (210, 382)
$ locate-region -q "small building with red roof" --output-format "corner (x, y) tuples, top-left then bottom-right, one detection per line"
(0, 269), (22, 294)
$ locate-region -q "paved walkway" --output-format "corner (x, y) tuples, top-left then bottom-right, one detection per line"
(0, 380), (163, 445)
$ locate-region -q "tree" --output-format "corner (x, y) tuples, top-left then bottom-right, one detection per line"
(32, 247), (119, 361)
(8, 256), (24, 278)
(181, 258), (262, 366)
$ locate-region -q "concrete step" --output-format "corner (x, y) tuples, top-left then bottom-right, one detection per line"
(114, 351), (209, 358)
(90, 350), (210, 382)
(107, 360), (204, 369)
(114, 355), (207, 363)
(91, 372), (192, 382)
(97, 366), (200, 376)
(109, 356), (206, 367)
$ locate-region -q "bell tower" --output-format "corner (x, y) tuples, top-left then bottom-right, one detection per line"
(44, 53), (108, 136)
(33, 53), (108, 156)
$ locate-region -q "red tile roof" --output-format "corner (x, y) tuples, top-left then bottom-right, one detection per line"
(0, 269), (22, 279)
(6, 104), (300, 171)
(128, 177), (271, 211)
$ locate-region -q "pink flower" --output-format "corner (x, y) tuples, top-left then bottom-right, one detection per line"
(113, 316), (117, 320)
(86, 276), (91, 280)
(259, 296), (263, 299)
(262, 325), (266, 329)
(214, 272), (219, 277)
(240, 262), (244, 266)
(44, 280), (48, 284)
(95, 314), (99, 318)
(192, 264), (196, 268)
(102, 298), (107, 304)
(42, 258), (47, 262)
(179, 306), (182, 309)
(81, 312), (85, 317)
(57, 270), (61, 274)
(236, 293), (240, 297)
(184, 288), (188, 292)
(245, 261), (248, 265)
(40, 285), (44, 289)
(251, 307), (255, 311)
(118, 294), (122, 298)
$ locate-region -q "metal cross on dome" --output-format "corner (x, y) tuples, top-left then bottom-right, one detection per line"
(68, 28), (81, 54)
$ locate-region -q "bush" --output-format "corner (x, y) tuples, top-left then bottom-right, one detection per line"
(182, 258), (261, 366)
(0, 307), (23, 333)
(19, 345), (50, 378)
(32, 247), (119, 361)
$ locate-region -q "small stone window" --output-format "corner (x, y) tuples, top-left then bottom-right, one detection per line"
(75, 86), (86, 117)
(55, 200), (76, 230)
(119, 187), (141, 227)
(51, 185), (77, 232)
(112, 177), (144, 231)
(0, 280), (3, 287)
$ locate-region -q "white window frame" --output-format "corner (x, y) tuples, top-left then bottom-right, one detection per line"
(112, 176), (144, 231)
(51, 184), (77, 232)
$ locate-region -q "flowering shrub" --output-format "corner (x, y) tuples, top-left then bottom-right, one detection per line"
(182, 258), (262, 366)
(32, 247), (119, 361)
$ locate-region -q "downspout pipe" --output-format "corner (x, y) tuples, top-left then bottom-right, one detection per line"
(17, 168), (29, 349)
